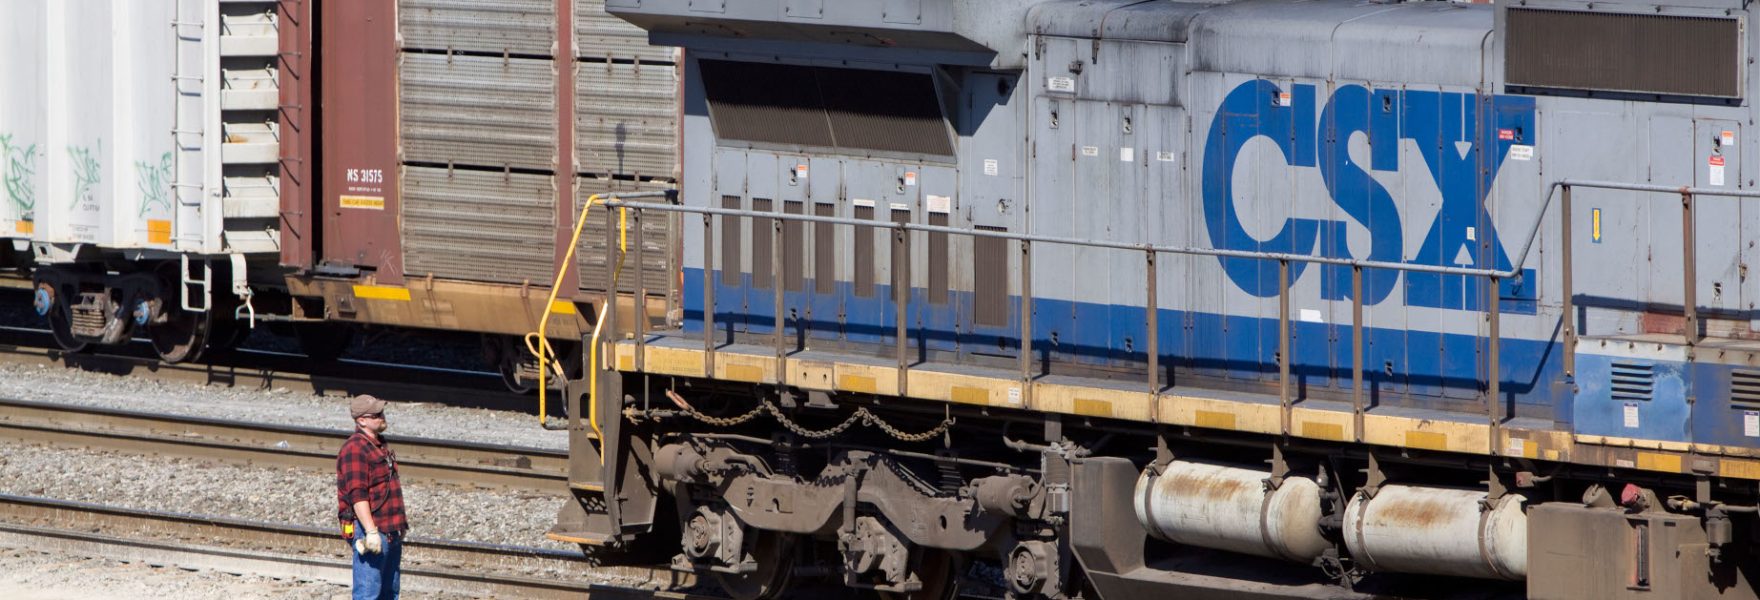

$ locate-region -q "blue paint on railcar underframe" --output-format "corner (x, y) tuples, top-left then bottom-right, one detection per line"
(681, 268), (1570, 424)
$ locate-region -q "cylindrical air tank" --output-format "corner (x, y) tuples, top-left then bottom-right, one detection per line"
(1132, 460), (1330, 563)
(1342, 484), (1527, 580)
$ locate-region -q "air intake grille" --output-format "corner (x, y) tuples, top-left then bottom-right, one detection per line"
(1733, 370), (1760, 410)
(1505, 8), (1741, 100)
(699, 60), (954, 157)
(1610, 362), (1655, 402)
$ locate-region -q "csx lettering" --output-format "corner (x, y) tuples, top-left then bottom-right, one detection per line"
(1201, 80), (1537, 314)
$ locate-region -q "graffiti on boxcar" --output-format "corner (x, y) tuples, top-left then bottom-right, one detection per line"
(0, 133), (37, 219)
(1201, 79), (1538, 314)
(67, 142), (101, 210)
(135, 152), (172, 217)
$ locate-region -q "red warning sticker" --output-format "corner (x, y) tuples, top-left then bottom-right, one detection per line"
(1497, 129), (1515, 141)
(1711, 156), (1726, 167)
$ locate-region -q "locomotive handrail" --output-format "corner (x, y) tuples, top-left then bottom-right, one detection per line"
(602, 201), (1528, 278)
(598, 197), (1524, 450)
(1548, 178), (1745, 381)
(597, 180), (1708, 454)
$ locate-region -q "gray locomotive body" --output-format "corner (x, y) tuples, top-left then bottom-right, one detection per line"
(564, 0), (1760, 598)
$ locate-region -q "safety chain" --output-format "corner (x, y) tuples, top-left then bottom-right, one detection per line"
(677, 399), (954, 443)
(681, 402), (767, 427)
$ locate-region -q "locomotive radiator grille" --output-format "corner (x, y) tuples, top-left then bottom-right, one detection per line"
(1505, 8), (1742, 101)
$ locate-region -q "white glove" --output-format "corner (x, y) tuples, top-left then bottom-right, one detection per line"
(354, 531), (383, 554)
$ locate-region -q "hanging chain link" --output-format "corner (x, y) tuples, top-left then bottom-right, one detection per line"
(676, 398), (954, 442)
(677, 402), (767, 427)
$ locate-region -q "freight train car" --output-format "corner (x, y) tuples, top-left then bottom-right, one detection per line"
(0, 0), (681, 391)
(281, 0), (683, 390)
(543, 0), (1760, 598)
(1, 0), (291, 361)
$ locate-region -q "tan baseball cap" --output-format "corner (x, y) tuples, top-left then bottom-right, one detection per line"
(349, 394), (387, 418)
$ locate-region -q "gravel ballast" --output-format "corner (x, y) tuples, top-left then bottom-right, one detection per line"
(0, 547), (362, 600)
(0, 442), (574, 552)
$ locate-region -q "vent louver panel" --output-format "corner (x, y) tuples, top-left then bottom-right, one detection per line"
(1610, 362), (1655, 403)
(1505, 8), (1742, 100)
(1733, 370), (1760, 411)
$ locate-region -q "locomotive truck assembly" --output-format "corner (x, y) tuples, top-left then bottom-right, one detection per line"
(7, 0), (1760, 598)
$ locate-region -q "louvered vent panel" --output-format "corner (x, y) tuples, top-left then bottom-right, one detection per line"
(1732, 370), (1760, 411)
(1506, 8), (1741, 100)
(1610, 362), (1655, 403)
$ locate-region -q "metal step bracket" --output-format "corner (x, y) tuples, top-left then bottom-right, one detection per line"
(181, 255), (211, 313)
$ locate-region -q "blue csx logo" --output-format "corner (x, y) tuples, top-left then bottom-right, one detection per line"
(1202, 80), (1538, 314)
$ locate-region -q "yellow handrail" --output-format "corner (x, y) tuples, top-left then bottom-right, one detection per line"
(525, 194), (627, 465)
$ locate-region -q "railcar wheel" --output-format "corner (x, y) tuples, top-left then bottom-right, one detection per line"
(149, 306), (208, 364)
(36, 282), (87, 354)
(713, 530), (795, 600)
(879, 550), (961, 600)
(484, 335), (580, 394)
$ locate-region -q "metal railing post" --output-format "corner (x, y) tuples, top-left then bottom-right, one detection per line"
(1560, 185), (1574, 379)
(1278, 259), (1291, 436)
(1488, 275), (1501, 453)
(1683, 190), (1699, 345)
(604, 205), (620, 371)
(703, 214), (715, 375)
(634, 208), (646, 372)
(774, 217), (786, 381)
(895, 224), (909, 396)
(1351, 265), (1364, 442)
(1020, 240), (1034, 408)
(1146, 250), (1160, 403)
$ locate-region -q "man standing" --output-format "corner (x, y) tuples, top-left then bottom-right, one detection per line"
(336, 394), (407, 600)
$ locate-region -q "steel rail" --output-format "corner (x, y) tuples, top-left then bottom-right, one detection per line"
(0, 493), (710, 600)
(0, 320), (530, 412)
(0, 397), (567, 491)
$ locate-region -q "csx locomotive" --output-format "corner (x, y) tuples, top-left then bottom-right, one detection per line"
(568, 0), (1760, 599)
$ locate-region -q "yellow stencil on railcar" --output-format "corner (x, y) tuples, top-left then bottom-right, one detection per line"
(352, 285), (411, 301)
(146, 219), (171, 244)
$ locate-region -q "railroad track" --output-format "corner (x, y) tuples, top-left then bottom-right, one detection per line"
(0, 493), (712, 599)
(0, 397), (567, 491)
(0, 321), (531, 412)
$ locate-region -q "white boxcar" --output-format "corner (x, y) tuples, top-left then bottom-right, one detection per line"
(3, 0), (284, 363)
(0, 0), (281, 256)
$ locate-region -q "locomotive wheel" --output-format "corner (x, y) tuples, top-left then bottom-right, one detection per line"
(38, 283), (87, 354)
(880, 550), (961, 600)
(713, 530), (795, 600)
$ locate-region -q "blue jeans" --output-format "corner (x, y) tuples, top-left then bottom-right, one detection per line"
(349, 524), (402, 600)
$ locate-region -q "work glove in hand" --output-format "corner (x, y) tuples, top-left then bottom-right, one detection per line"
(354, 531), (384, 554)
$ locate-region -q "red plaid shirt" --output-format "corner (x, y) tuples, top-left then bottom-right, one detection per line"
(335, 428), (407, 538)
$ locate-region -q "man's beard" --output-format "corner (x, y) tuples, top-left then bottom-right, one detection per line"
(373, 421), (389, 434)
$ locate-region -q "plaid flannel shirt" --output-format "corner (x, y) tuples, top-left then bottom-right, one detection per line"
(335, 428), (408, 538)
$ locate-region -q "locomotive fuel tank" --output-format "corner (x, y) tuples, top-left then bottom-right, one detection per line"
(1342, 485), (1528, 581)
(1133, 460), (1330, 564)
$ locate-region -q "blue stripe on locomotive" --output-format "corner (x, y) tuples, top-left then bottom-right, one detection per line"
(682, 267), (1571, 424)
